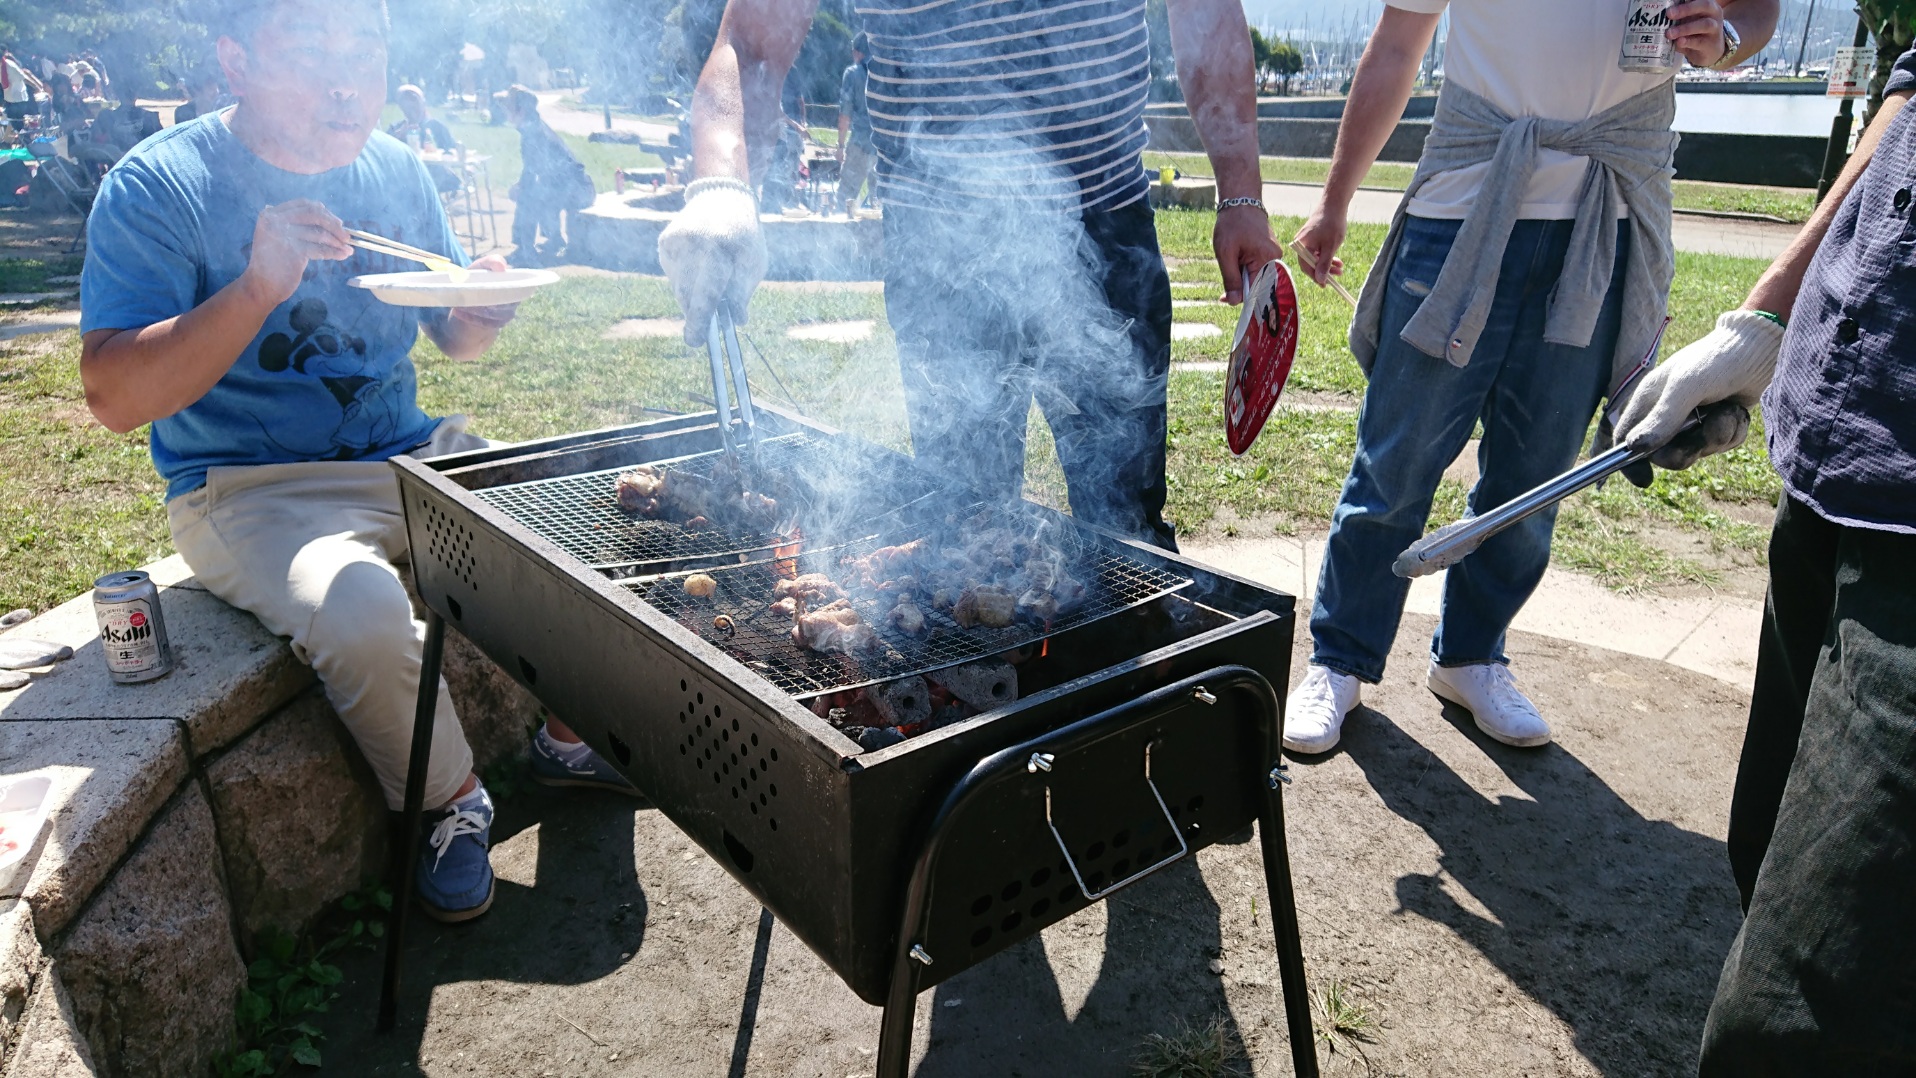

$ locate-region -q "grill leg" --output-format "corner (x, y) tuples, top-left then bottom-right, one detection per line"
(377, 611), (448, 1033)
(876, 811), (942, 1078)
(1259, 775), (1319, 1077)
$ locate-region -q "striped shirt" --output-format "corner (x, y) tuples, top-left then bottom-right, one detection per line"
(854, 0), (1153, 212)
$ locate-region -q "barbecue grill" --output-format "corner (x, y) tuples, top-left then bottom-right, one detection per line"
(375, 405), (1319, 1077)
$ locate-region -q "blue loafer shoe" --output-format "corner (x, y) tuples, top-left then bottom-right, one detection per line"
(417, 787), (495, 923)
(530, 728), (641, 795)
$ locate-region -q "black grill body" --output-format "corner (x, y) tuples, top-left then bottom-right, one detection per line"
(384, 409), (1314, 1074)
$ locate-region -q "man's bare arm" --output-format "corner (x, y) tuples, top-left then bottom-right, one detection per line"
(80, 199), (350, 433)
(1290, 7), (1438, 285)
(1744, 90), (1909, 321)
(82, 284), (283, 434)
(689, 0), (819, 181)
(1166, 0), (1281, 303)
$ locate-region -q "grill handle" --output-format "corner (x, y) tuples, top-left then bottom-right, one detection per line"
(1043, 740), (1189, 902)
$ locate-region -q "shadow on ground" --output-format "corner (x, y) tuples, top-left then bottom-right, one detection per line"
(320, 613), (1751, 1076)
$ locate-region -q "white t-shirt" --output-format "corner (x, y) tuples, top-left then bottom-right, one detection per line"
(1387, 0), (1673, 219)
(2, 58), (29, 104)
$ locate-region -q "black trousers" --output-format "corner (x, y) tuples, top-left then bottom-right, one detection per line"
(882, 199), (1175, 549)
(1700, 494), (1916, 1075)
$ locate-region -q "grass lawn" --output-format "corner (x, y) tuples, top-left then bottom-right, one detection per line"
(1142, 150), (1818, 223)
(0, 211), (1777, 613)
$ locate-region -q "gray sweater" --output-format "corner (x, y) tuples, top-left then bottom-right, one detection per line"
(1349, 80), (1678, 401)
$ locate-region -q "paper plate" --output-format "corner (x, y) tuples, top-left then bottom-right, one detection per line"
(0, 774), (52, 880)
(1223, 259), (1300, 456)
(347, 268), (560, 308)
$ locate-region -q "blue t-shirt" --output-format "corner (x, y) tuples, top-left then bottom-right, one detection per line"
(80, 111), (468, 500)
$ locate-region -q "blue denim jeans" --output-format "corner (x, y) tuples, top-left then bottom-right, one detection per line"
(1310, 216), (1628, 682)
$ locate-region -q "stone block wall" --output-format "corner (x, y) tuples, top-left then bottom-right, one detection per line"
(0, 557), (540, 1076)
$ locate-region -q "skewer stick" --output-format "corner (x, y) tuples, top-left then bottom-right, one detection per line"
(1287, 239), (1357, 308)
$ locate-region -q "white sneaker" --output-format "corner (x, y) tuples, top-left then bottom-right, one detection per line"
(1283, 664), (1361, 754)
(1427, 661), (1551, 748)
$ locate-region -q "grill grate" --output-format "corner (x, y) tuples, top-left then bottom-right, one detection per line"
(470, 432), (1192, 696)
(473, 434), (932, 576)
(625, 531), (1191, 697)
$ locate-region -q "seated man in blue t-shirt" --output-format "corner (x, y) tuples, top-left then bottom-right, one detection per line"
(78, 0), (632, 924)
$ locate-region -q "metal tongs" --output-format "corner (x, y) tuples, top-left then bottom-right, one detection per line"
(704, 304), (762, 474)
(1391, 402), (1740, 579)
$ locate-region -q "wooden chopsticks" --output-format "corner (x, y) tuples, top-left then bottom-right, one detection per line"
(1287, 239), (1358, 308)
(346, 228), (459, 272)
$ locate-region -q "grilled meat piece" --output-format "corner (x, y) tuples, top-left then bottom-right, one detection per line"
(774, 573), (843, 605)
(953, 585), (1017, 629)
(888, 600), (927, 636)
(769, 597), (798, 619)
(849, 539), (929, 589)
(683, 573), (718, 598)
(793, 599), (875, 654)
(613, 464), (781, 533)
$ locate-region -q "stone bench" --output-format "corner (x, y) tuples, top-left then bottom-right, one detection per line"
(0, 556), (538, 1077)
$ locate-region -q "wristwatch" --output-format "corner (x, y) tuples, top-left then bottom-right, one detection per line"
(1710, 20), (1742, 70)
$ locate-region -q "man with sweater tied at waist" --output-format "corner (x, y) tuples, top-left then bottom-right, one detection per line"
(1283, 0), (1776, 755)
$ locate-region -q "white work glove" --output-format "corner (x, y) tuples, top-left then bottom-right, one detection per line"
(1613, 309), (1785, 471)
(657, 177), (767, 347)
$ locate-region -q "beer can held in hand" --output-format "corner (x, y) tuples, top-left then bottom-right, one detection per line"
(93, 571), (173, 684)
(1620, 0), (1679, 72)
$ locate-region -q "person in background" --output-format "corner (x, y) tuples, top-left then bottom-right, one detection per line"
(66, 55), (97, 93)
(1279, 0), (1777, 756)
(80, 0), (633, 926)
(173, 70), (228, 125)
(1, 48), (45, 122)
(499, 85), (581, 265)
(79, 73), (105, 116)
(760, 70), (806, 212)
(834, 32), (873, 215)
(1606, 40), (1916, 1076)
(388, 83), (462, 194)
(81, 50), (110, 100)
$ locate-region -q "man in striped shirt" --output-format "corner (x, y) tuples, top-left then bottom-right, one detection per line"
(659, 0), (1276, 549)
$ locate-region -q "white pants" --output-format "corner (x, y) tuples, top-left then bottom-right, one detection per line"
(168, 419), (490, 810)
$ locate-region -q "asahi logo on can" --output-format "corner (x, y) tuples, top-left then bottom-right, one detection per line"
(93, 571), (173, 684)
(1620, 0), (1678, 72)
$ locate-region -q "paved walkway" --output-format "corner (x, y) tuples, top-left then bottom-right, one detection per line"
(1260, 183), (1801, 261)
(1185, 532), (1763, 692)
(537, 92), (676, 143)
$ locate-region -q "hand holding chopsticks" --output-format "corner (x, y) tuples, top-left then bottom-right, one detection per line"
(1288, 239), (1358, 308)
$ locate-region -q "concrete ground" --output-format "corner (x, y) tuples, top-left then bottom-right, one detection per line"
(1258, 183), (1800, 261)
(324, 593), (1754, 1077)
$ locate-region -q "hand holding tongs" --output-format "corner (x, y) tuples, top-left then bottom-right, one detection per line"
(1391, 401), (1745, 579)
(705, 303), (762, 474)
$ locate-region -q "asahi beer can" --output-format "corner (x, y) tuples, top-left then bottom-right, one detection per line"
(1620, 0), (1679, 72)
(93, 571), (173, 684)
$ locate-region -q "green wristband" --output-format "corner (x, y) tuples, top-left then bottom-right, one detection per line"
(1750, 309), (1786, 329)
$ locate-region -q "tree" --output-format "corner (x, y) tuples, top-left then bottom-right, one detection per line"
(1248, 28), (1304, 95)
(1858, 0), (1916, 123)
(1267, 38), (1304, 96)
